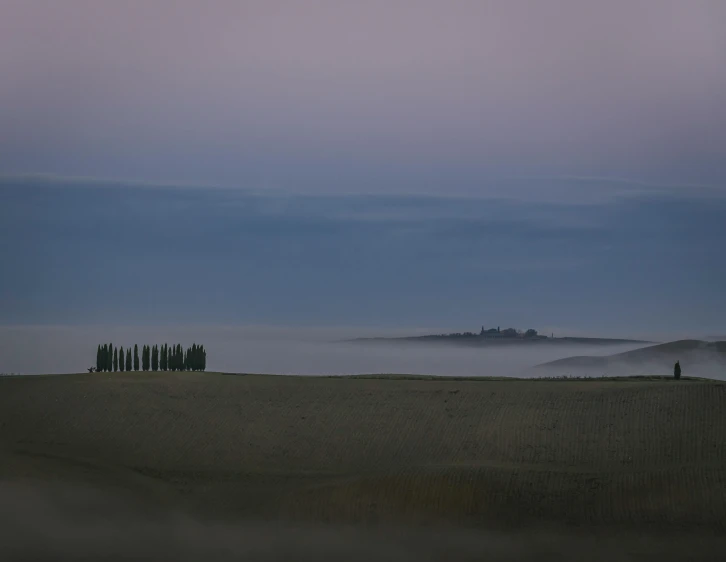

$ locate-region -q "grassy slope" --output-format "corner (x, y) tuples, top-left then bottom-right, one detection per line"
(1, 372), (726, 533)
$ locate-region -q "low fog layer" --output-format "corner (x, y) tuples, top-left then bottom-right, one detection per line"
(0, 325), (648, 377)
(1, 482), (724, 562)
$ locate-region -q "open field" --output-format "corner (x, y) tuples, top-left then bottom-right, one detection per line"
(2, 372), (726, 560)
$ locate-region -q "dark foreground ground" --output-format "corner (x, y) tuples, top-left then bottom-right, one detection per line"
(1, 372), (725, 561)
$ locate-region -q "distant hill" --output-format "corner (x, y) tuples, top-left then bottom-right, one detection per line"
(346, 335), (651, 346)
(536, 340), (726, 377)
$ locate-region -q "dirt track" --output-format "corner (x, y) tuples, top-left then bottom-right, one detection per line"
(1, 372), (726, 560)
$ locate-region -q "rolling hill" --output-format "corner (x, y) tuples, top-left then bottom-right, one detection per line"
(536, 340), (726, 377)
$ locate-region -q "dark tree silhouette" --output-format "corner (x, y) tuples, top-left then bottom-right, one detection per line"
(96, 345), (103, 373)
(674, 361), (681, 380)
(126, 348), (132, 372)
(134, 344), (140, 371)
(113, 347), (118, 372)
(107, 342), (113, 372)
(151, 345), (159, 371)
(119, 346), (125, 372)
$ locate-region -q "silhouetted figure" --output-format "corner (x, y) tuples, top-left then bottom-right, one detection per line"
(674, 361), (681, 380)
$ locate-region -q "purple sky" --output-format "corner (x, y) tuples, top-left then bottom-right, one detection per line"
(1, 0), (725, 195)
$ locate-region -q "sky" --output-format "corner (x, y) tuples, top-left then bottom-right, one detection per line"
(1, 1), (725, 191)
(1, 2), (725, 372)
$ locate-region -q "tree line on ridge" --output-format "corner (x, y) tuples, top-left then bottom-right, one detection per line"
(93, 343), (207, 372)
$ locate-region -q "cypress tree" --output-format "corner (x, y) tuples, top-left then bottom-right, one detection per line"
(161, 344), (167, 371)
(108, 343), (113, 372)
(142, 345), (148, 371)
(96, 345), (103, 373)
(151, 345), (159, 371)
(119, 346), (125, 372)
(134, 344), (140, 371)
(202, 345), (206, 371)
(102, 344), (108, 372)
(126, 348), (132, 371)
(113, 347), (118, 372)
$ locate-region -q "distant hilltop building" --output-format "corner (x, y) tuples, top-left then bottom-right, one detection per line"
(435, 326), (547, 339)
(478, 326), (545, 339)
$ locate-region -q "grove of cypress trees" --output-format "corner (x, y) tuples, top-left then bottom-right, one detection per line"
(113, 347), (118, 372)
(126, 348), (132, 371)
(151, 345), (159, 371)
(134, 344), (140, 371)
(119, 346), (125, 372)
